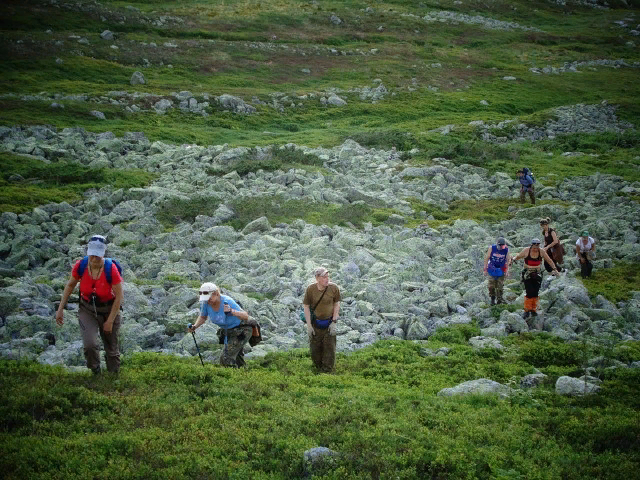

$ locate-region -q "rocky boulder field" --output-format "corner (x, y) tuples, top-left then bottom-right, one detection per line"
(1, 121), (639, 369)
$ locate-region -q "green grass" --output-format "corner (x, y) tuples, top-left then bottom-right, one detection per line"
(578, 262), (640, 303)
(1, 335), (639, 480)
(0, 152), (155, 214)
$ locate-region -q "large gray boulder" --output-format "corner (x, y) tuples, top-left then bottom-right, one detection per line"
(437, 378), (512, 398)
(555, 376), (600, 396)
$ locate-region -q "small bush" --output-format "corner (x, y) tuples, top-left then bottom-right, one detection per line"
(155, 196), (220, 227)
(429, 324), (481, 344)
(518, 335), (586, 367)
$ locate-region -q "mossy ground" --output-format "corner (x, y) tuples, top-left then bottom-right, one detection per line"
(1, 334), (639, 480)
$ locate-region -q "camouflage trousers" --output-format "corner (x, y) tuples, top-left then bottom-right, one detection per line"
(220, 320), (257, 367)
(487, 275), (505, 301)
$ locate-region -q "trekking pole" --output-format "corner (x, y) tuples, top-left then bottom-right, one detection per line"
(188, 323), (205, 366)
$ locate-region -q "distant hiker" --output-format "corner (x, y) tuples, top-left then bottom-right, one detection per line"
(517, 168), (535, 204)
(540, 217), (565, 273)
(188, 282), (256, 367)
(575, 230), (596, 278)
(55, 235), (123, 374)
(510, 238), (558, 324)
(483, 236), (511, 305)
(303, 267), (341, 373)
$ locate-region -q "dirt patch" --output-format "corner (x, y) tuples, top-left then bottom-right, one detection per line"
(451, 30), (490, 46)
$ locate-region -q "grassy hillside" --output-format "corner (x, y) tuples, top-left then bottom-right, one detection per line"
(2, 332), (640, 479)
(1, 2), (640, 478)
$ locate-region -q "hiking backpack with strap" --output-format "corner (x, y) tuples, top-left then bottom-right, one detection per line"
(77, 256), (123, 284)
(522, 167), (535, 184)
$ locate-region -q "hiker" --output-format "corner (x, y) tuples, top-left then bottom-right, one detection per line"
(483, 236), (511, 305)
(575, 230), (596, 278)
(55, 235), (123, 374)
(509, 238), (559, 322)
(188, 282), (256, 367)
(540, 217), (565, 273)
(517, 168), (535, 204)
(303, 267), (341, 373)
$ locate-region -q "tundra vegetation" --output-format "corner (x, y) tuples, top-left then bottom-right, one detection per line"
(1, 0), (640, 478)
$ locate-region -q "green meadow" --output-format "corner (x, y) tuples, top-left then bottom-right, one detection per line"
(1, 0), (640, 478)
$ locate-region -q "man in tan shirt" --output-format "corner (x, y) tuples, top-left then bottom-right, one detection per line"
(302, 267), (341, 373)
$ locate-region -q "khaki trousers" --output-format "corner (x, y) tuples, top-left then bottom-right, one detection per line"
(310, 326), (336, 373)
(78, 300), (121, 373)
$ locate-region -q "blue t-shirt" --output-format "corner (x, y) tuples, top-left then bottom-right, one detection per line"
(489, 244), (508, 269)
(200, 294), (243, 329)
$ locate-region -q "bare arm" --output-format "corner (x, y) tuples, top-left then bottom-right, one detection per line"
(189, 315), (208, 332)
(332, 302), (340, 323)
(229, 307), (249, 322)
(103, 282), (123, 333)
(55, 275), (79, 326)
(303, 304), (314, 336)
(510, 247), (528, 264)
(483, 246), (492, 273)
(540, 249), (557, 271)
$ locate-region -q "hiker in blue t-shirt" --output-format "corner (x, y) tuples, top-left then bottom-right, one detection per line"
(483, 236), (511, 305)
(188, 282), (256, 367)
(517, 168), (535, 204)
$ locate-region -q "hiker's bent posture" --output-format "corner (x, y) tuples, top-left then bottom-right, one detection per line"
(56, 235), (123, 374)
(517, 168), (535, 204)
(483, 236), (511, 305)
(510, 239), (558, 326)
(188, 282), (256, 367)
(575, 230), (596, 278)
(303, 267), (341, 373)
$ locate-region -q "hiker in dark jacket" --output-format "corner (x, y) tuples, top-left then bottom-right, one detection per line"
(188, 282), (256, 367)
(303, 267), (341, 373)
(55, 235), (123, 374)
(517, 169), (535, 204)
(540, 217), (565, 273)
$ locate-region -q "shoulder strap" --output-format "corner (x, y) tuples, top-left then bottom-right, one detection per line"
(104, 258), (113, 284)
(77, 256), (89, 277)
(311, 287), (328, 312)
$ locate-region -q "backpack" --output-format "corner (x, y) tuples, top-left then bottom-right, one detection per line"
(522, 167), (535, 184)
(77, 256), (122, 284)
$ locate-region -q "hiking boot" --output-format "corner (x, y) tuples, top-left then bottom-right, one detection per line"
(497, 298), (506, 305)
(530, 312), (538, 317)
(522, 311), (531, 319)
(91, 366), (101, 375)
(490, 296), (496, 306)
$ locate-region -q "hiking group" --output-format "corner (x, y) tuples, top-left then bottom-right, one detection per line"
(56, 168), (596, 373)
(485, 215), (596, 326)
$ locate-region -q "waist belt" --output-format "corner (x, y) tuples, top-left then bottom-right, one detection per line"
(81, 297), (114, 308)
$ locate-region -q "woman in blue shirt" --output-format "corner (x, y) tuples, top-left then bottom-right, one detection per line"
(188, 282), (255, 367)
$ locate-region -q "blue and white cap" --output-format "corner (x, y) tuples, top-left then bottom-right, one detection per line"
(86, 235), (107, 257)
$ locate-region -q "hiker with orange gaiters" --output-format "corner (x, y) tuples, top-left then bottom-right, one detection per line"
(509, 238), (558, 326)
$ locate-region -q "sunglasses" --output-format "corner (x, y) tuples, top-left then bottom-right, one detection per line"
(199, 290), (218, 296)
(89, 236), (107, 244)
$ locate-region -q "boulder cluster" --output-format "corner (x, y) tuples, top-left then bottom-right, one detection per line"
(1, 122), (639, 377)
